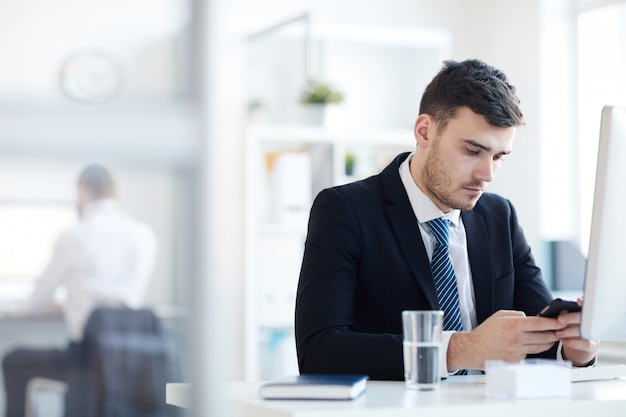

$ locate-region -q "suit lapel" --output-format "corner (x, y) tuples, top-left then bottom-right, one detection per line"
(380, 154), (439, 310)
(461, 210), (494, 323)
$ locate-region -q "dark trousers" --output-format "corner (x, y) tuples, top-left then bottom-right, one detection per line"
(2, 345), (75, 417)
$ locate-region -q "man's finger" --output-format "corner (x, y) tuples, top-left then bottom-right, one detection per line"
(522, 316), (568, 331)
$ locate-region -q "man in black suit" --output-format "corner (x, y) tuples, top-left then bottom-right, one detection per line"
(295, 59), (598, 380)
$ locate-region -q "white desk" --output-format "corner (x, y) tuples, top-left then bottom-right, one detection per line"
(166, 383), (191, 409)
(168, 376), (626, 417)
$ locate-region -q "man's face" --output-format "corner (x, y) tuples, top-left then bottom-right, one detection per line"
(414, 107), (516, 212)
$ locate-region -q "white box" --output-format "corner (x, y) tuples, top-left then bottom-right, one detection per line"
(485, 360), (572, 399)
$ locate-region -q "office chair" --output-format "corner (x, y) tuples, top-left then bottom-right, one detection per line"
(27, 307), (182, 417)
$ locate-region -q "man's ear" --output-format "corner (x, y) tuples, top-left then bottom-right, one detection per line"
(413, 114), (435, 147)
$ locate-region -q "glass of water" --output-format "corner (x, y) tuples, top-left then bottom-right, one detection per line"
(402, 310), (443, 390)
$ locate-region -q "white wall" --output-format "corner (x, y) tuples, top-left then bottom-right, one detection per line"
(0, 0), (190, 103)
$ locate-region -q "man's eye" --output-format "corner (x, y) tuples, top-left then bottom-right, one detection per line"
(466, 148), (479, 155)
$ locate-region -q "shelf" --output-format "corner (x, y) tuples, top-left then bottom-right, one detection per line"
(258, 321), (295, 330)
(257, 222), (307, 236)
(244, 127), (412, 381)
(244, 19), (451, 380)
(247, 125), (414, 146)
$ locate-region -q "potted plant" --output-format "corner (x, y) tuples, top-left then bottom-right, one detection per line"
(299, 78), (344, 126)
(345, 152), (356, 176)
(300, 78), (344, 105)
(247, 97), (266, 124)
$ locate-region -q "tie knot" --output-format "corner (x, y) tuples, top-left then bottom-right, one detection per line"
(427, 218), (450, 246)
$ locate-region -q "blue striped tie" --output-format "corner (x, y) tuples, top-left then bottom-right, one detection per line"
(428, 218), (468, 375)
(427, 218), (464, 333)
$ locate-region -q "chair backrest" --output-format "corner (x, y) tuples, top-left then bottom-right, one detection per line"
(82, 307), (163, 351)
(65, 307), (181, 417)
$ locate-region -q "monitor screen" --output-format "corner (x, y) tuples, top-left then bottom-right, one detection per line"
(580, 105), (626, 340)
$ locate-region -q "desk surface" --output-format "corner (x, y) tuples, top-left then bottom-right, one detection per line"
(168, 376), (626, 417)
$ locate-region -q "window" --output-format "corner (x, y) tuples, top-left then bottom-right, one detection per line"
(578, 0), (626, 254)
(0, 201), (76, 301)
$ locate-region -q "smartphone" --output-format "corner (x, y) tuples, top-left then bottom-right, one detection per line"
(538, 298), (582, 318)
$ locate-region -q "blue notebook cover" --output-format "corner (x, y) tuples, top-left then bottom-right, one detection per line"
(259, 374), (369, 400)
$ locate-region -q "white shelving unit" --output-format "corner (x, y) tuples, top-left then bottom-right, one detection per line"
(244, 19), (451, 380)
(244, 126), (414, 380)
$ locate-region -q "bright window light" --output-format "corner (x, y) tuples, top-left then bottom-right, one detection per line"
(0, 202), (76, 300)
(578, 0), (626, 255)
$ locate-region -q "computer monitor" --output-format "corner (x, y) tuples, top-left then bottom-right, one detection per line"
(580, 105), (626, 340)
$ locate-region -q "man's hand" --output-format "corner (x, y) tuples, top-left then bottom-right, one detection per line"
(447, 310), (567, 371)
(555, 298), (599, 366)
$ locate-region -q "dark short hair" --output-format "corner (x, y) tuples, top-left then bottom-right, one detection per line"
(78, 164), (115, 199)
(419, 59), (525, 129)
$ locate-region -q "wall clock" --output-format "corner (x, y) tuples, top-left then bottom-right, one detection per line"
(60, 50), (123, 103)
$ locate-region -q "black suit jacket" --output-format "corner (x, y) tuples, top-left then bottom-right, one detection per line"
(66, 308), (181, 417)
(295, 152), (555, 380)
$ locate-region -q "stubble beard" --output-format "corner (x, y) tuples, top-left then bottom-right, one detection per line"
(422, 141), (480, 212)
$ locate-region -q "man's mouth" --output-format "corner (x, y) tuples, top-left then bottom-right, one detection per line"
(463, 185), (484, 196)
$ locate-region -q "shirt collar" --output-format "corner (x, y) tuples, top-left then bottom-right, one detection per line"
(399, 152), (461, 227)
(81, 198), (118, 218)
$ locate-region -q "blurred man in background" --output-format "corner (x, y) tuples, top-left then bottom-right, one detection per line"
(2, 163), (157, 417)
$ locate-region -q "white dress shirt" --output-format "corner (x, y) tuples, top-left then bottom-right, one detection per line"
(22, 199), (157, 341)
(399, 153), (478, 374)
